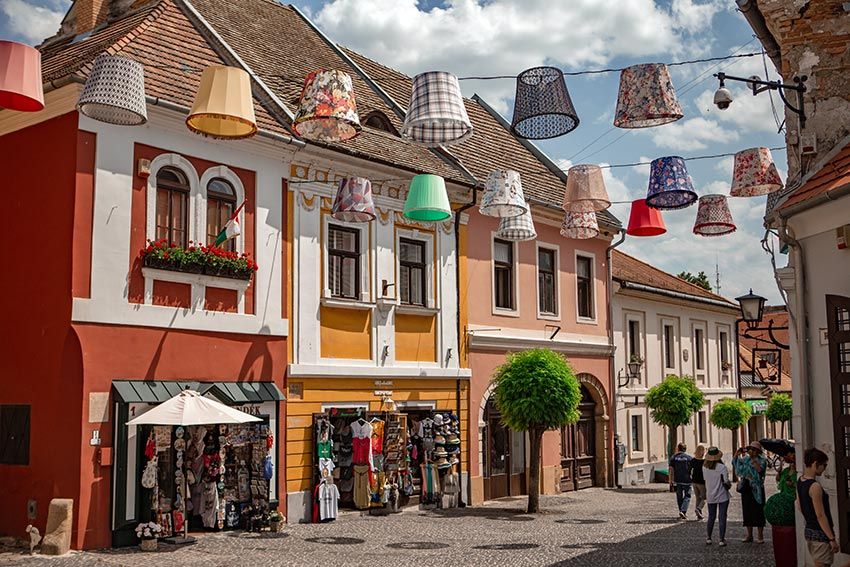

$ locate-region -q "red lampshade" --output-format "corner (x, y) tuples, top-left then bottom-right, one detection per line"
(627, 198), (666, 237)
(0, 41), (44, 112)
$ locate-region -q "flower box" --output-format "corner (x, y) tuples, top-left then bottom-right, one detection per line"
(139, 239), (257, 282)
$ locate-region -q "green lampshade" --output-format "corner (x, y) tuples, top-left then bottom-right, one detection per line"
(403, 174), (451, 222)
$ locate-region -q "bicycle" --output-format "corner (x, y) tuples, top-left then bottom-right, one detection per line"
(765, 451), (784, 473)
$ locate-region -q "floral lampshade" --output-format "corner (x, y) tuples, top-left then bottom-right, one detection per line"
(496, 209), (537, 241)
(77, 54), (147, 125)
(401, 71), (473, 147)
(693, 194), (736, 237)
(627, 198), (666, 237)
(613, 63), (683, 129)
(332, 177), (376, 223)
(560, 211), (599, 240)
(646, 156), (698, 210)
(186, 65), (257, 139)
(403, 174), (452, 222)
(511, 66), (579, 139)
(293, 69), (361, 142)
(563, 164), (610, 212)
(480, 169), (528, 218)
(730, 147), (784, 197)
(0, 40), (44, 112)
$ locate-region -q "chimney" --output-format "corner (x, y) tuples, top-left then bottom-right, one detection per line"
(73, 0), (110, 35)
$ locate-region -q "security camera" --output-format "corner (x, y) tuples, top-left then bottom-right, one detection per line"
(714, 86), (733, 110)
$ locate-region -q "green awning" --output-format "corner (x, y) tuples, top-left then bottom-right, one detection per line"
(112, 380), (285, 404)
(747, 399), (768, 415)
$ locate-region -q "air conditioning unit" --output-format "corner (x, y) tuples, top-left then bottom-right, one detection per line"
(837, 225), (850, 250)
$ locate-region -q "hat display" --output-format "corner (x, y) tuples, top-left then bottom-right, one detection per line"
(511, 66), (579, 139)
(646, 156), (698, 210)
(613, 63), (683, 129)
(331, 176), (376, 222)
(480, 170), (528, 218)
(293, 69), (361, 142)
(434, 435), (446, 446)
(77, 54), (147, 125)
(401, 71), (473, 147)
(433, 414), (445, 426)
(562, 164), (610, 212)
(730, 147), (784, 197)
(560, 211), (599, 240)
(693, 194), (736, 237)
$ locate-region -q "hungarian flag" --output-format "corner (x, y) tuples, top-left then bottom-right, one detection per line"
(214, 200), (246, 247)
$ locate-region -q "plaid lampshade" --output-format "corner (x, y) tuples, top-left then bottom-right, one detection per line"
(613, 63), (683, 129)
(693, 194), (736, 237)
(331, 177), (376, 223)
(293, 69), (361, 142)
(480, 170), (528, 218)
(646, 156), (697, 210)
(511, 66), (579, 139)
(496, 209), (537, 241)
(560, 211), (599, 240)
(0, 40), (44, 111)
(563, 164), (610, 212)
(77, 54), (147, 125)
(730, 147), (784, 197)
(401, 72), (473, 147)
(627, 198), (666, 237)
(186, 65), (257, 139)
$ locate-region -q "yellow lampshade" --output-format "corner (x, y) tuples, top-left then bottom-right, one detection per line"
(186, 65), (257, 139)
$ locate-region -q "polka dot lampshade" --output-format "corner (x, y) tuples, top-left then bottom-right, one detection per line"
(77, 54), (147, 125)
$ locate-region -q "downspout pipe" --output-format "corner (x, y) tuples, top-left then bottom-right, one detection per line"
(454, 185), (479, 507)
(736, 0), (782, 70)
(607, 231), (625, 489)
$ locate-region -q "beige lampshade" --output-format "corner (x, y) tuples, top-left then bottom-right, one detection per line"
(186, 66), (257, 139)
(562, 164), (610, 212)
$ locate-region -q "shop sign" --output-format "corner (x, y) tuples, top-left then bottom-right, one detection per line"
(375, 380), (393, 387)
(234, 404), (263, 416)
(747, 399), (768, 415)
(374, 390), (393, 397)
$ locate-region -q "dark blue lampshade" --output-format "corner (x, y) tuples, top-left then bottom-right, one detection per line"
(646, 156), (698, 210)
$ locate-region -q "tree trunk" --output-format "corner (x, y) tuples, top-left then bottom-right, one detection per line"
(527, 427), (544, 514)
(667, 425), (678, 458)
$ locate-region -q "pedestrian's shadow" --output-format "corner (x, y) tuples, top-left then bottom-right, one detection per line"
(426, 506), (539, 522)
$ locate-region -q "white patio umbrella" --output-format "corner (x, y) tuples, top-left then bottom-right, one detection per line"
(128, 389), (262, 543)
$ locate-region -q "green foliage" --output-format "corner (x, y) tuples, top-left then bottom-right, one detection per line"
(765, 492), (796, 526)
(766, 393), (793, 424)
(645, 375), (705, 428)
(710, 397), (752, 430)
(493, 349), (581, 431)
(677, 271), (713, 291)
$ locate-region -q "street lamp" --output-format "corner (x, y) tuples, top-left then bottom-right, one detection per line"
(736, 289), (767, 327)
(617, 358), (643, 389)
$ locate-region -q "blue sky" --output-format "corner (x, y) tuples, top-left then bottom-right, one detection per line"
(2, 0), (787, 303)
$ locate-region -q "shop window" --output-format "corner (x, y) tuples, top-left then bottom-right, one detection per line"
(537, 247), (557, 316)
(328, 225), (360, 299)
(206, 177), (236, 251)
(0, 405), (30, 465)
(493, 238), (514, 310)
(630, 414), (643, 452)
(576, 255), (594, 320)
(399, 238), (426, 306)
(155, 167), (189, 248)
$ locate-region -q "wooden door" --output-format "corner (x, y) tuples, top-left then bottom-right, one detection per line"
(484, 398), (510, 500)
(827, 295), (850, 552)
(560, 387), (597, 491)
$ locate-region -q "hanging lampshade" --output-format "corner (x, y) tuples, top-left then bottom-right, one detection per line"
(627, 198), (666, 237)
(646, 156), (698, 210)
(403, 174), (451, 222)
(480, 170), (528, 218)
(496, 209), (537, 241)
(693, 194), (736, 237)
(0, 40), (44, 112)
(560, 211), (599, 240)
(613, 63), (683, 129)
(186, 65), (257, 139)
(563, 164), (611, 212)
(401, 71), (473, 147)
(511, 66), (579, 139)
(331, 177), (376, 223)
(77, 54), (147, 125)
(293, 69), (361, 142)
(730, 147), (784, 197)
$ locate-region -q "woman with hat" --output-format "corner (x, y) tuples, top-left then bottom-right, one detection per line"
(702, 447), (731, 546)
(734, 441), (768, 543)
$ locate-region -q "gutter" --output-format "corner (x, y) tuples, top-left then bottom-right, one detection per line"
(616, 280), (738, 311)
(607, 231), (625, 489)
(776, 182), (850, 219)
(736, 0), (782, 70)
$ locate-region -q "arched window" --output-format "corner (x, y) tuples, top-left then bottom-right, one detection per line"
(206, 177), (237, 251)
(363, 111), (397, 135)
(155, 167), (190, 248)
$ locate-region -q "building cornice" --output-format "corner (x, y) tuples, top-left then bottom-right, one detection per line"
(468, 329), (613, 357)
(287, 364), (471, 379)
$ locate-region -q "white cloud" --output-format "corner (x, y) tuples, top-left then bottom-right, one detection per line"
(671, 0), (727, 34)
(647, 117), (739, 151)
(1, 0), (64, 44)
(714, 155), (734, 175)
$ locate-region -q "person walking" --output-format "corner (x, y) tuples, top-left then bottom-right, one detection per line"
(702, 446), (731, 546)
(669, 443), (693, 519)
(690, 445), (707, 520)
(798, 448), (850, 567)
(733, 441), (767, 543)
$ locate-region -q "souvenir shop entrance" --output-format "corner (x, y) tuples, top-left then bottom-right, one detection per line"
(483, 396), (526, 500)
(110, 381), (284, 546)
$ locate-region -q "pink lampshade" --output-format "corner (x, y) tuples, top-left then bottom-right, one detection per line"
(560, 211), (599, 240)
(627, 198), (666, 237)
(563, 164), (610, 212)
(614, 63), (683, 129)
(693, 194), (736, 237)
(0, 41), (44, 112)
(730, 147), (784, 197)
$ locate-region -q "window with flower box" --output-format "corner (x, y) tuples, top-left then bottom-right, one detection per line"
(155, 167), (189, 248)
(206, 177), (236, 252)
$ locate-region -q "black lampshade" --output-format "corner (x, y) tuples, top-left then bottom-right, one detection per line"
(511, 66), (579, 139)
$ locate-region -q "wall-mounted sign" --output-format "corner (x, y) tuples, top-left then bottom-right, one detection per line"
(374, 390), (393, 397)
(375, 380), (393, 387)
(234, 404), (263, 416)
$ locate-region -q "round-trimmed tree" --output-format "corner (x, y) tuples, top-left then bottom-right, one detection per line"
(766, 393), (793, 438)
(645, 375), (705, 456)
(493, 348), (581, 513)
(711, 397), (751, 451)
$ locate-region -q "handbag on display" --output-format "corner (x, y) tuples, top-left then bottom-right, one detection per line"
(141, 457), (158, 489)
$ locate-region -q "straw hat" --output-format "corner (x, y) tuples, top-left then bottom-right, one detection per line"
(747, 441), (764, 453)
(705, 447), (723, 462)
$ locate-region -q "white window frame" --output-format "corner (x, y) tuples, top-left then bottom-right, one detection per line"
(323, 213), (371, 303)
(661, 317), (679, 372)
(692, 321), (708, 384)
(697, 409), (708, 444)
(718, 326), (732, 385)
(395, 227), (435, 309)
(145, 153), (201, 244)
(574, 251), (597, 324)
(491, 232), (519, 317)
(198, 165), (246, 253)
(625, 311), (645, 386)
(628, 410), (645, 458)
(535, 242), (560, 320)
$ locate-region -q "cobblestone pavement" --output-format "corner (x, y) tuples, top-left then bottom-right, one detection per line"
(0, 485), (778, 567)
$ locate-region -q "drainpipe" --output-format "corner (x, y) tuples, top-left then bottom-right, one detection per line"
(607, 231), (626, 488)
(454, 185), (479, 507)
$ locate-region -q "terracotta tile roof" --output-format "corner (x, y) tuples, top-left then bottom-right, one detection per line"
(777, 142), (850, 211)
(612, 249), (737, 307)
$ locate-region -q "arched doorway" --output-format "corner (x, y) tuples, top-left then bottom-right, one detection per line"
(483, 396), (526, 500)
(560, 385), (597, 491)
